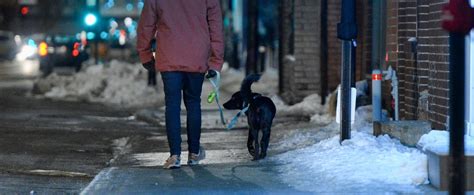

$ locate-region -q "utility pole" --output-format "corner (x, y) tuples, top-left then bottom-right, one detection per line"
(245, 0), (259, 75)
(337, 0), (357, 142)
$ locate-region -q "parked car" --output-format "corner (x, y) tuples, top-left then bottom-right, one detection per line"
(0, 31), (18, 60)
(39, 34), (89, 76)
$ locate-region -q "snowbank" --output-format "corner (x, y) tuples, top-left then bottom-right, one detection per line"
(271, 106), (428, 192)
(272, 131), (428, 192)
(418, 130), (474, 155)
(34, 60), (164, 108)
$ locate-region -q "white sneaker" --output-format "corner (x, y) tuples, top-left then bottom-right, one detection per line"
(163, 155), (181, 169)
(187, 147), (206, 165)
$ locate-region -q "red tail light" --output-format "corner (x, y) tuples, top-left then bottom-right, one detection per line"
(72, 49), (79, 57)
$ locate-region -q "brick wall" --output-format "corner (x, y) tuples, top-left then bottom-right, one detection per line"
(279, 0), (370, 104)
(327, 0), (371, 92)
(326, 0), (341, 91)
(280, 0), (321, 104)
(397, 0), (418, 121)
(279, 0), (451, 129)
(397, 0), (450, 129)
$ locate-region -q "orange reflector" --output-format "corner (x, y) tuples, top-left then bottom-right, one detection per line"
(72, 49), (79, 57)
(38, 42), (48, 56)
(372, 74), (382, 81)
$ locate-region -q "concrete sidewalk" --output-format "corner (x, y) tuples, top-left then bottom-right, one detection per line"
(80, 162), (306, 194)
(80, 162), (444, 194)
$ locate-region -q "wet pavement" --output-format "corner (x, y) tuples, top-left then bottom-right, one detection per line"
(80, 163), (307, 194)
(0, 59), (158, 193)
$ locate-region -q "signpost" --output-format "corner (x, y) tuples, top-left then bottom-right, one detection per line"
(337, 0), (357, 142)
(441, 0), (473, 193)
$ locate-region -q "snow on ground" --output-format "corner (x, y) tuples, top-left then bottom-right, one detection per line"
(34, 60), (164, 108)
(270, 106), (428, 193)
(418, 130), (474, 155)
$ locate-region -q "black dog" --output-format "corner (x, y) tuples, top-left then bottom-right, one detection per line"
(223, 74), (276, 160)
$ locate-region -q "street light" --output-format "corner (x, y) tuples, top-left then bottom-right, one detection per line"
(84, 13), (97, 26)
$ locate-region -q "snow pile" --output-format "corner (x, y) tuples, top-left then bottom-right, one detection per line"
(34, 60), (164, 108)
(272, 131), (428, 192)
(271, 105), (428, 192)
(418, 130), (474, 155)
(272, 94), (333, 125)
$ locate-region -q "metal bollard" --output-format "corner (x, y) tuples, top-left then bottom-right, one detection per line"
(372, 69), (382, 122)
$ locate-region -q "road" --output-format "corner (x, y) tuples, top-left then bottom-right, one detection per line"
(0, 59), (159, 194)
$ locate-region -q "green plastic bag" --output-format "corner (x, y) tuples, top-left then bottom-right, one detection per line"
(207, 91), (216, 104)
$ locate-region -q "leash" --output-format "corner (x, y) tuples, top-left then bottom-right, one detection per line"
(207, 71), (249, 130)
(226, 105), (249, 130)
(207, 71), (226, 126)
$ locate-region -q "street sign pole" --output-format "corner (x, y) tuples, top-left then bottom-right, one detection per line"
(441, 0), (473, 193)
(448, 32), (466, 195)
(337, 0), (357, 143)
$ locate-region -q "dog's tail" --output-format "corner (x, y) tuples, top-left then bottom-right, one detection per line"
(241, 74), (261, 104)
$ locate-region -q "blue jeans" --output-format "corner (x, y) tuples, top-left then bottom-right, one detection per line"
(161, 71), (205, 156)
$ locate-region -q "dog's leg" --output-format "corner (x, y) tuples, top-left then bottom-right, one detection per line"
(247, 129), (255, 156)
(252, 129), (259, 160)
(259, 127), (271, 159)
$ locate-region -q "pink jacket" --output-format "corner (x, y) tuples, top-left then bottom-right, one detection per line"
(137, 0), (224, 73)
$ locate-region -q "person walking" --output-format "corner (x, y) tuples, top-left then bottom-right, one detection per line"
(137, 0), (224, 169)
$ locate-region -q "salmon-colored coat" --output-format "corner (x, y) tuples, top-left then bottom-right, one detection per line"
(137, 0), (224, 73)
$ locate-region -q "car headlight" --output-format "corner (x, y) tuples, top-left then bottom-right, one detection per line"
(16, 45), (37, 60)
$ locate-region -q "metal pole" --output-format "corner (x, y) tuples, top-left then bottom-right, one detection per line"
(320, 0), (328, 105)
(337, 0), (357, 142)
(340, 41), (352, 141)
(448, 32), (466, 195)
(372, 69), (382, 122)
(245, 0), (259, 75)
(441, 0), (473, 193)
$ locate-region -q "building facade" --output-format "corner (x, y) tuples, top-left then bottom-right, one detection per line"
(280, 0), (469, 130)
